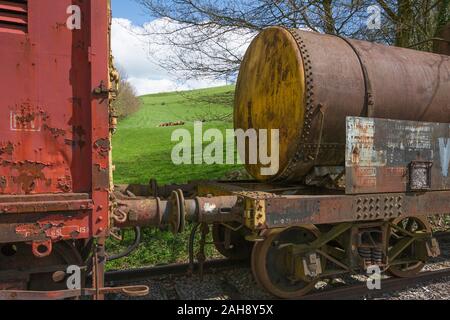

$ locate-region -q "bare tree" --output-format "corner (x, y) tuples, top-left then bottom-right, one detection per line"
(112, 67), (142, 119)
(375, 0), (449, 50)
(135, 0), (449, 81)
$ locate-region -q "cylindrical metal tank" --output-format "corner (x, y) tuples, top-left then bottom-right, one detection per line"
(234, 27), (450, 182)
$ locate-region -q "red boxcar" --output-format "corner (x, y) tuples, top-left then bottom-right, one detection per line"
(0, 0), (112, 297)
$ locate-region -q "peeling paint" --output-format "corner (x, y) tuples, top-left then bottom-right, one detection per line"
(1, 160), (50, 194)
(57, 176), (73, 192)
(0, 142), (14, 156)
(0, 1), (111, 253)
(15, 218), (89, 241)
(13, 112), (37, 126)
(347, 117), (450, 194)
(93, 164), (109, 190)
(10, 102), (42, 132)
(15, 224), (41, 238)
(43, 124), (66, 138)
(94, 138), (110, 157)
(346, 118), (385, 167)
(0, 176), (6, 190)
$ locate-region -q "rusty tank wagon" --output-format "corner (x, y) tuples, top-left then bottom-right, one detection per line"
(1, 0), (450, 300)
(115, 28), (450, 299)
(235, 27), (450, 182)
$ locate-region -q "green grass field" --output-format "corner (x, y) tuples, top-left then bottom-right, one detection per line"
(113, 85), (241, 185)
(108, 85), (243, 269)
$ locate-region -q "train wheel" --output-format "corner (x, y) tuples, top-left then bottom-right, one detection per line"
(212, 223), (253, 260)
(251, 226), (322, 299)
(0, 242), (84, 291)
(388, 217), (431, 278)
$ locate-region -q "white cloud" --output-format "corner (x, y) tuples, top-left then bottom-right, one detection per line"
(111, 18), (251, 95)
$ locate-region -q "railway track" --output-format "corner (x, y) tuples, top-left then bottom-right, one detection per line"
(104, 232), (450, 300)
(105, 259), (249, 285)
(300, 268), (450, 300)
(104, 260), (450, 300)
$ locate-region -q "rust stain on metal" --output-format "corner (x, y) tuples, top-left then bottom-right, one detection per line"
(32, 240), (53, 258)
(57, 176), (73, 193)
(352, 166), (377, 189)
(14, 110), (37, 126)
(94, 138), (110, 157)
(0, 0), (112, 295)
(346, 117), (450, 194)
(1, 160), (51, 194)
(43, 124), (66, 138)
(386, 167), (407, 177)
(346, 118), (385, 168)
(0, 142), (14, 156)
(40, 222), (88, 241)
(10, 102), (43, 132)
(93, 164), (109, 190)
(114, 198), (162, 228)
(0, 176), (7, 190)
(0, 194), (93, 214)
(15, 218), (89, 241)
(265, 197), (321, 227)
(15, 224), (41, 239)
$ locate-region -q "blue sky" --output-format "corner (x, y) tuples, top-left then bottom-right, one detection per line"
(111, 0), (149, 25)
(110, 0), (242, 95)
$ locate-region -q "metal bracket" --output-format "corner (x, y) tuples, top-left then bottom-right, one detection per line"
(409, 161), (433, 191)
(244, 199), (266, 230)
(426, 238), (441, 258)
(93, 80), (115, 96)
(302, 253), (323, 278)
(31, 241), (53, 258)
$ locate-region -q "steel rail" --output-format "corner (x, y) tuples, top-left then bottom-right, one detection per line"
(299, 268), (450, 300)
(105, 262), (450, 300)
(103, 232), (450, 299)
(104, 259), (249, 285)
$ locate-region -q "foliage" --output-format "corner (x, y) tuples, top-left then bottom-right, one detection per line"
(135, 0), (449, 81)
(112, 78), (142, 119)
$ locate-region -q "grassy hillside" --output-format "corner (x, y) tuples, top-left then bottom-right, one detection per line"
(113, 85), (241, 185)
(108, 85), (243, 269)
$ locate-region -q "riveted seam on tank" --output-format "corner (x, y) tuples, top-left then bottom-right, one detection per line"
(278, 29), (317, 181)
(336, 35), (375, 117)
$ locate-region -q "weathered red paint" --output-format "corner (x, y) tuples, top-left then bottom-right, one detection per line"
(14, 213), (90, 241)
(0, 0), (111, 242)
